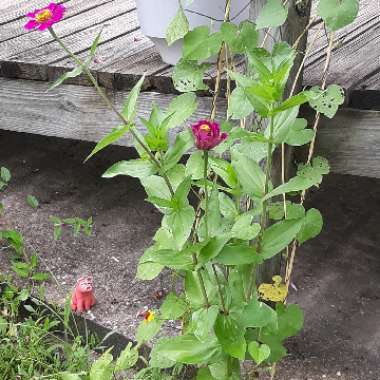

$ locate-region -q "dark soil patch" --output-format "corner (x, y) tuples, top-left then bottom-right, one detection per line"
(1, 130), (379, 379)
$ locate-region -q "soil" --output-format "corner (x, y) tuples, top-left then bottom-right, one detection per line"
(1, 129), (379, 380)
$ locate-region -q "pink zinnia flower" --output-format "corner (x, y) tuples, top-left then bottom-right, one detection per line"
(24, 3), (65, 31)
(191, 120), (228, 151)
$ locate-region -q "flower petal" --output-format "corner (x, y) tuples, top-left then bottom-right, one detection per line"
(38, 22), (50, 31)
(24, 20), (38, 30)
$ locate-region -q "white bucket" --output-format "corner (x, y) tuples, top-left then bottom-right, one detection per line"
(136, 0), (250, 65)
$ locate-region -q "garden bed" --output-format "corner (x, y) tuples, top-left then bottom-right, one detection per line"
(1, 129), (380, 379)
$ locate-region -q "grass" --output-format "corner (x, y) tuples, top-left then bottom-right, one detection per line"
(0, 279), (94, 380)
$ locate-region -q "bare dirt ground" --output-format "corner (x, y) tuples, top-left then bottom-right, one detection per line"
(0, 130), (379, 380)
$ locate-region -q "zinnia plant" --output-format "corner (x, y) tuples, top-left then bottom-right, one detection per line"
(191, 120), (228, 151)
(24, 3), (65, 31)
(24, 0), (355, 378)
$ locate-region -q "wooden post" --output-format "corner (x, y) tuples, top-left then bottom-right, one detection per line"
(249, 0), (312, 282)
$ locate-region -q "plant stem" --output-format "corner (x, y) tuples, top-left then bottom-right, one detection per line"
(247, 113), (274, 299)
(48, 27), (174, 196)
(212, 264), (228, 315)
(261, 116), (274, 231)
(203, 150), (209, 238)
(210, 0), (231, 121)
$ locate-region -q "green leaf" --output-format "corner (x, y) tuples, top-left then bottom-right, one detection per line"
(121, 75), (145, 122)
(89, 352), (114, 380)
(203, 188), (222, 238)
(270, 106), (299, 143)
(85, 125), (130, 162)
(275, 303), (304, 339)
(191, 306), (219, 342)
(0, 229), (24, 255)
(12, 261), (30, 278)
(166, 93), (198, 130)
(18, 288), (30, 301)
(231, 214), (261, 241)
(31, 272), (50, 282)
(136, 261), (163, 280)
(173, 60), (210, 92)
(186, 151), (205, 180)
(136, 319), (162, 343)
(90, 29), (103, 57)
(54, 225), (62, 241)
(150, 338), (177, 369)
(102, 159), (156, 179)
(273, 92), (310, 113)
(241, 298), (277, 328)
(265, 175), (317, 201)
(240, 20), (259, 52)
(256, 0), (288, 29)
(286, 203), (306, 220)
(309, 84), (345, 118)
(196, 368), (214, 380)
(48, 66), (84, 91)
(166, 6), (189, 45)
(198, 235), (230, 265)
(214, 314), (246, 360)
(157, 334), (222, 365)
(297, 208), (323, 245)
(284, 118), (314, 146)
(115, 342), (139, 372)
(160, 293), (188, 320)
(26, 195), (39, 209)
(264, 157), (330, 200)
(245, 83), (272, 117)
(220, 22), (243, 53)
(218, 192), (238, 219)
(246, 48), (272, 82)
(232, 151), (266, 198)
(260, 336), (287, 363)
(209, 157), (238, 189)
(215, 244), (262, 266)
(318, 0), (359, 31)
(248, 342), (271, 365)
(141, 175), (172, 201)
(156, 248), (193, 269)
(228, 87), (254, 119)
(164, 205), (195, 249)
(183, 26), (222, 61)
(261, 219), (303, 259)
(185, 271), (206, 308)
(164, 130), (193, 171)
(0, 167), (11, 183)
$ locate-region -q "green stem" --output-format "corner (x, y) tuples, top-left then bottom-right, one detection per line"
(196, 265), (210, 308)
(247, 114), (274, 299)
(212, 264), (228, 315)
(203, 150), (209, 238)
(48, 28), (174, 196)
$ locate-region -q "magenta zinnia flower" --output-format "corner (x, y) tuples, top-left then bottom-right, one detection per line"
(191, 120), (228, 151)
(24, 3), (65, 31)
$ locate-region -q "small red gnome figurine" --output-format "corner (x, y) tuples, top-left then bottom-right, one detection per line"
(71, 276), (96, 312)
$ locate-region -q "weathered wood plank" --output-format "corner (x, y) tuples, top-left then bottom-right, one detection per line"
(15, 8), (138, 65)
(0, 0), (130, 59)
(0, 0), (106, 42)
(0, 0), (69, 25)
(304, 0), (380, 92)
(0, 78), (227, 147)
(303, 107), (380, 179)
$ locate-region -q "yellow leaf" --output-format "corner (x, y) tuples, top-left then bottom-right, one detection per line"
(258, 275), (288, 303)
